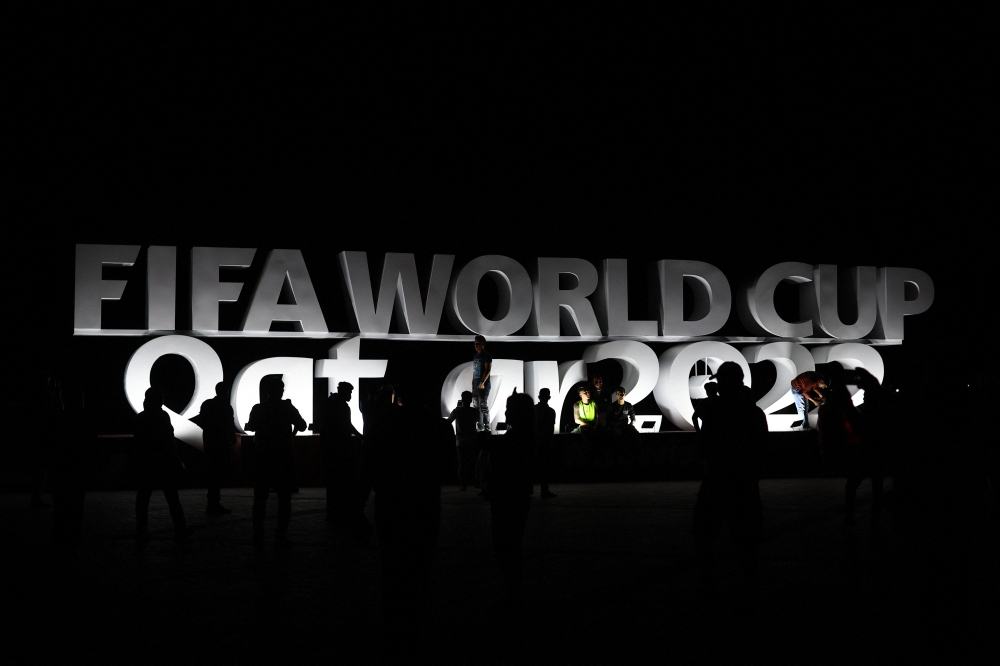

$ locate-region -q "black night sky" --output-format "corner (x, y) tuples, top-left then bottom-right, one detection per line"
(5, 13), (989, 428)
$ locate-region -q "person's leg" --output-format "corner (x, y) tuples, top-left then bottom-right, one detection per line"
(135, 486), (152, 538)
(476, 386), (490, 430)
(693, 492), (723, 593)
(162, 486), (188, 535)
(252, 476), (269, 545)
(276, 489), (292, 542)
(792, 389), (809, 429)
(457, 444), (468, 490)
(538, 440), (551, 494)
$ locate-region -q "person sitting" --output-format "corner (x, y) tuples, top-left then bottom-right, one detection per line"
(571, 385), (599, 439)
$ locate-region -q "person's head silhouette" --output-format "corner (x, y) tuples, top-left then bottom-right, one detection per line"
(263, 377), (285, 402)
(337, 381), (354, 401)
(215, 382), (226, 399)
(461, 390), (473, 407)
(144, 386), (164, 411)
(538, 387), (551, 404)
(709, 362), (744, 394)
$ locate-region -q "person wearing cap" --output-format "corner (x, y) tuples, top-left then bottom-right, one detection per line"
(692, 361), (767, 596)
(447, 391), (480, 491)
(790, 371), (828, 431)
(320, 381), (363, 523)
(534, 387), (557, 498)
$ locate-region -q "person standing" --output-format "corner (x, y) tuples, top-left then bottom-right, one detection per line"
(534, 388), (557, 498)
(246, 377), (307, 549)
(482, 390), (536, 599)
(320, 381), (363, 523)
(49, 387), (98, 555)
(447, 391), (480, 490)
(472, 335), (493, 432)
(692, 362), (767, 597)
(134, 387), (189, 542)
(196, 382), (236, 515)
(790, 371), (828, 431)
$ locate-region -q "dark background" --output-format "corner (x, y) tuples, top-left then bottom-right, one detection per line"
(4, 10), (991, 432)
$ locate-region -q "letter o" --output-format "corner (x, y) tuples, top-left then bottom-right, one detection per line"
(123, 335), (225, 449)
(449, 255), (533, 336)
(653, 341), (751, 431)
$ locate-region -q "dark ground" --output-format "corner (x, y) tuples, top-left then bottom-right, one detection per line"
(2, 479), (996, 664)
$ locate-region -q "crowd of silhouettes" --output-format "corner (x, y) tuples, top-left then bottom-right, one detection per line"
(17, 338), (1000, 661)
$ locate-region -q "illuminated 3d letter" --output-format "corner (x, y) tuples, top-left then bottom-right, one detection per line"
(447, 255), (533, 336)
(439, 359), (524, 432)
(191, 247), (256, 331)
(526, 258), (601, 336)
(593, 259), (657, 337)
(338, 251), (455, 335)
(583, 341), (659, 405)
(653, 341), (750, 431)
(147, 246), (177, 330)
(74, 244), (141, 330)
(314, 337), (389, 433)
(651, 260), (732, 336)
(741, 342), (815, 430)
(123, 335), (225, 449)
(811, 343), (884, 406)
(242, 249), (328, 333)
(523, 360), (587, 433)
(805, 265), (877, 339)
(872, 267), (934, 340)
(232, 357), (314, 436)
(738, 262), (814, 337)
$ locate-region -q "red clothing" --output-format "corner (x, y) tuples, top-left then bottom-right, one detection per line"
(791, 371), (824, 396)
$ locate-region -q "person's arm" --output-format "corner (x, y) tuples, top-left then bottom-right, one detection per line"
(627, 403), (635, 425)
(446, 410), (457, 425)
(574, 402), (586, 426)
(289, 403), (307, 433)
(478, 361), (492, 389)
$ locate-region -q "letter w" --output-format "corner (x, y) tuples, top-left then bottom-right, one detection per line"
(339, 252), (455, 335)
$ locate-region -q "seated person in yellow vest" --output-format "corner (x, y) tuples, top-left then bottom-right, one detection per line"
(572, 385), (599, 434)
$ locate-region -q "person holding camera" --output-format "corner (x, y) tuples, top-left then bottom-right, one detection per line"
(790, 371), (828, 431)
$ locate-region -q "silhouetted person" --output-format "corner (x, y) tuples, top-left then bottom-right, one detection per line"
(590, 374), (609, 427)
(447, 391), (479, 490)
(246, 377), (306, 549)
(29, 371), (62, 509)
(790, 371), (828, 431)
(320, 381), (363, 524)
(818, 376), (868, 528)
(472, 334), (493, 431)
(853, 368), (891, 532)
(692, 362), (767, 597)
(367, 383), (451, 657)
(482, 389), (535, 599)
(134, 387), (189, 542)
(196, 382), (236, 515)
(534, 388), (557, 498)
(49, 387), (98, 555)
